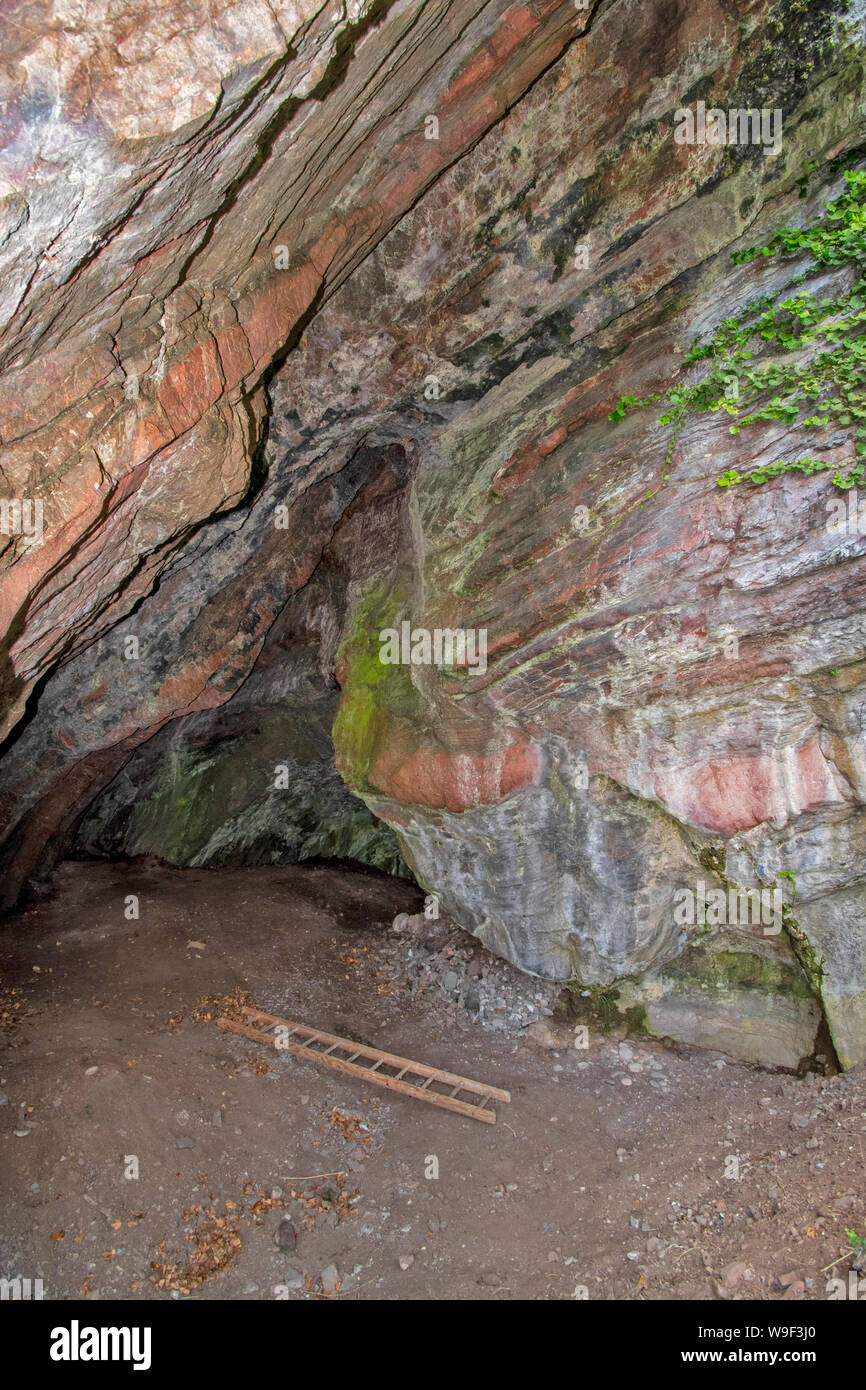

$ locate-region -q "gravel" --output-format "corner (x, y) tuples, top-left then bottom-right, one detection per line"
(382, 911), (560, 1037)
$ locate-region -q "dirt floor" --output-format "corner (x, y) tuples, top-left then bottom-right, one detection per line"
(0, 858), (864, 1302)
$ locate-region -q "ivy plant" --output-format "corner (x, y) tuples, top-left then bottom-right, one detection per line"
(610, 169), (866, 491)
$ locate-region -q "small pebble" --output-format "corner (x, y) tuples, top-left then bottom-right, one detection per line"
(275, 1219), (297, 1253)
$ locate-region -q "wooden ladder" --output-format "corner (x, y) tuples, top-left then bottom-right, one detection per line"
(218, 1006), (511, 1124)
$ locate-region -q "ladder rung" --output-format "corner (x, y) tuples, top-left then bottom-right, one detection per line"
(221, 1009), (510, 1123)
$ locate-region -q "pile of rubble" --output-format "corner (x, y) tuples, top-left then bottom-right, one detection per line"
(379, 910), (561, 1038)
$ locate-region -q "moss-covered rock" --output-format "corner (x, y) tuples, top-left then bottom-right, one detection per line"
(76, 579), (409, 878)
(616, 928), (822, 1069)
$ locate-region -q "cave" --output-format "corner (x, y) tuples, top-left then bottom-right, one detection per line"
(1, 0), (865, 1320)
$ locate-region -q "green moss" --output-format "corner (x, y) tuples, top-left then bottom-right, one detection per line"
(781, 904), (827, 998)
(698, 844), (727, 878)
(136, 745), (231, 861)
(332, 652), (390, 788)
(332, 579), (422, 792)
(664, 941), (814, 1000)
(623, 1003), (649, 1035)
(560, 979), (647, 1035)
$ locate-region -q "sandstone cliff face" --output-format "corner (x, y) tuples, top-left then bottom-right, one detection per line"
(2, 0), (866, 1071)
(0, 0), (582, 888)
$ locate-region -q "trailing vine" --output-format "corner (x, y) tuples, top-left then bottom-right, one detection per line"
(610, 168), (866, 491)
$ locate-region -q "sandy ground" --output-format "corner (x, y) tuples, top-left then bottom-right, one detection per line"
(0, 859), (864, 1303)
